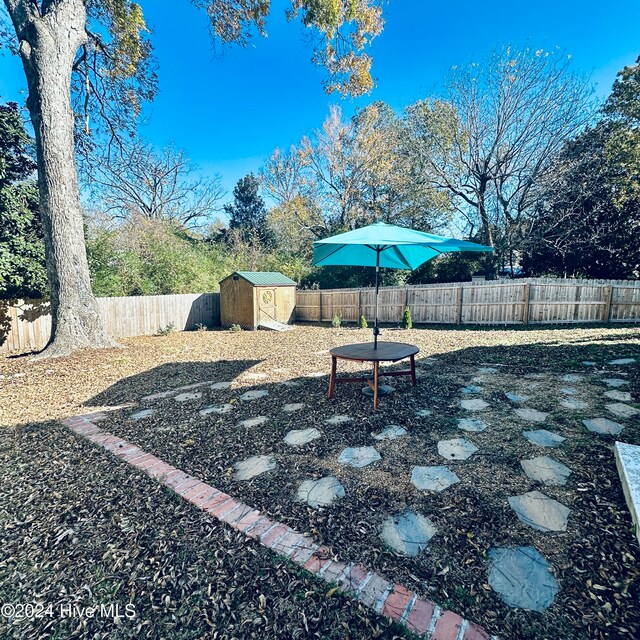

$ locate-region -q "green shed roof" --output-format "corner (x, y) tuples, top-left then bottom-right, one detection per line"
(223, 271), (297, 286)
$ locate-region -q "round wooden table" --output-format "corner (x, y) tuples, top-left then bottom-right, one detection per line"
(328, 341), (419, 410)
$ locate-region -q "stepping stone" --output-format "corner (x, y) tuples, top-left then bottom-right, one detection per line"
(297, 476), (345, 508)
(560, 387), (579, 395)
(461, 385), (483, 394)
(614, 442), (640, 545)
(338, 446), (381, 468)
(604, 390), (632, 402)
(372, 425), (407, 441)
(582, 361), (597, 366)
(210, 381), (232, 390)
(325, 415), (353, 425)
(608, 358), (636, 365)
(280, 380), (300, 387)
(238, 416), (268, 428)
(411, 465), (460, 492)
(583, 418), (624, 435)
(488, 547), (559, 612)
(130, 408), (154, 420)
(562, 374), (584, 383)
(505, 392), (530, 403)
(282, 402), (305, 413)
(515, 408), (548, 423)
(174, 392), (202, 402)
(415, 409), (432, 417)
(524, 373), (546, 379)
(239, 390), (269, 401)
(523, 429), (566, 448)
(437, 437), (478, 460)
(284, 427), (321, 446)
(242, 372), (268, 380)
(477, 367), (498, 373)
(606, 403), (640, 419)
(199, 404), (234, 416)
(362, 384), (395, 397)
(307, 371), (325, 378)
(273, 368), (289, 374)
(379, 510), (437, 556)
(233, 454), (276, 480)
(461, 398), (490, 411)
(520, 456), (571, 486)
(560, 398), (588, 410)
(508, 491), (570, 532)
(602, 378), (629, 387)
(457, 418), (487, 432)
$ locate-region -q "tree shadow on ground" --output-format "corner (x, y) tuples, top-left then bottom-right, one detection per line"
(424, 339), (640, 373)
(85, 359), (262, 407)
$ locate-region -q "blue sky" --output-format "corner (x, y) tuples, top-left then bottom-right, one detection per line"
(1, 0), (639, 200)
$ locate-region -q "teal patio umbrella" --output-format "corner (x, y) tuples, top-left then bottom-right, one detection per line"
(312, 222), (493, 348)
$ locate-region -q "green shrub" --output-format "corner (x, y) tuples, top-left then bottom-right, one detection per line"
(156, 322), (176, 336)
(401, 306), (412, 329)
(331, 314), (342, 328)
(359, 315), (368, 329)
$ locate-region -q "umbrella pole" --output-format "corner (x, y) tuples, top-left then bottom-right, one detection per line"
(374, 249), (380, 349)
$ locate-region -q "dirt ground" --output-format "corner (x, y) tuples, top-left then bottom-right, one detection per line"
(1, 323), (639, 640)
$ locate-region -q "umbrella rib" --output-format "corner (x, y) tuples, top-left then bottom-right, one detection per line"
(312, 243), (346, 265)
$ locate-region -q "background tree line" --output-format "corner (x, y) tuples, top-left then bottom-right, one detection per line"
(2, 47), (639, 304)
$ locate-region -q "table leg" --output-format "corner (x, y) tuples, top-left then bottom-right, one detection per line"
(328, 356), (337, 399)
(373, 361), (379, 410)
(410, 354), (417, 386)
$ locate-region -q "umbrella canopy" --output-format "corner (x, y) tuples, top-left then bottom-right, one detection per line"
(313, 222), (493, 269)
(312, 222), (493, 348)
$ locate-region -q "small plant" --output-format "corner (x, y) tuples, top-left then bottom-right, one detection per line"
(195, 323), (208, 332)
(229, 323), (242, 332)
(156, 322), (176, 336)
(359, 315), (368, 329)
(401, 306), (412, 329)
(331, 314), (342, 328)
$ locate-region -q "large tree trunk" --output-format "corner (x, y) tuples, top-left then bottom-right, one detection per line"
(8, 0), (116, 357)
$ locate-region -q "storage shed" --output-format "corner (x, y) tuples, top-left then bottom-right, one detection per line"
(219, 271), (297, 330)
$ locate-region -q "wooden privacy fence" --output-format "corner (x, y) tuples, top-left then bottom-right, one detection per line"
(0, 293), (220, 354)
(295, 279), (640, 326)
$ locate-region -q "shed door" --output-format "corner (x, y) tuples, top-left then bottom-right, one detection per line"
(258, 288), (277, 323)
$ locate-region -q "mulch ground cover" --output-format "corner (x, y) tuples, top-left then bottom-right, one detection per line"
(2, 324), (640, 640)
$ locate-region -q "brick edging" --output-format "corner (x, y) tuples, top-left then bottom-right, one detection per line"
(62, 411), (497, 640)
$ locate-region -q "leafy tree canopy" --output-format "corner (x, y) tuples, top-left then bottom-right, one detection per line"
(0, 101), (46, 299)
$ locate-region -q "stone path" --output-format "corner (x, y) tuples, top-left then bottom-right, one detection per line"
(508, 491), (570, 532)
(559, 398), (588, 410)
(514, 408), (548, 423)
(372, 425), (407, 441)
(174, 391), (202, 402)
(131, 408), (154, 420)
(411, 466), (460, 492)
(233, 454), (277, 480)
(604, 390), (632, 402)
(520, 456), (571, 486)
(460, 398), (490, 411)
(338, 446), (381, 468)
(437, 437), (478, 461)
(505, 392), (529, 403)
(602, 378), (629, 387)
(238, 416), (268, 428)
(457, 418), (487, 432)
(523, 429), (565, 447)
(606, 403), (639, 419)
(583, 417), (624, 435)
(325, 415), (353, 425)
(62, 412), (496, 640)
(239, 389), (269, 401)
(488, 547), (559, 612)
(297, 476), (345, 508)
(379, 510), (438, 556)
(284, 428), (321, 446)
(210, 381), (233, 390)
(283, 402), (305, 413)
(199, 403), (234, 416)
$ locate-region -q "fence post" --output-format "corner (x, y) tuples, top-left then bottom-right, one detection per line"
(402, 287), (408, 313)
(456, 286), (463, 325)
(318, 291), (323, 322)
(358, 289), (362, 320)
(523, 283), (531, 325)
(603, 285), (613, 323)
